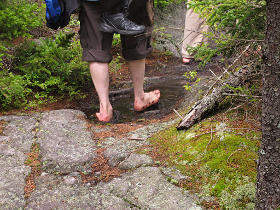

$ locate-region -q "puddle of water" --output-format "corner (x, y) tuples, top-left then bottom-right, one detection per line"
(78, 76), (189, 123)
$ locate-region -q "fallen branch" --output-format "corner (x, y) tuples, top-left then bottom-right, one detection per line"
(177, 46), (255, 130)
(204, 46), (251, 98)
(225, 103), (245, 113)
(222, 93), (262, 98)
(128, 137), (145, 141)
(173, 109), (183, 120)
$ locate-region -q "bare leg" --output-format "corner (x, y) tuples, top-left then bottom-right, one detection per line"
(128, 59), (160, 111)
(89, 62), (113, 122)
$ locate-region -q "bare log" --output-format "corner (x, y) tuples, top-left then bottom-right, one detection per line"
(177, 67), (255, 130)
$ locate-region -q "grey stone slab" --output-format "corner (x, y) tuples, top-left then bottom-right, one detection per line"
(154, 2), (186, 57)
(0, 143), (30, 209)
(102, 121), (176, 167)
(26, 173), (133, 210)
(103, 145), (130, 167)
(105, 167), (202, 210)
(127, 120), (177, 142)
(119, 154), (153, 170)
(160, 167), (191, 183)
(0, 115), (37, 153)
(37, 109), (97, 174)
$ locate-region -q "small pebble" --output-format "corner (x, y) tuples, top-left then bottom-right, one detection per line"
(63, 176), (77, 185)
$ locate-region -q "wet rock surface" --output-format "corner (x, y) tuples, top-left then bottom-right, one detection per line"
(0, 108), (203, 209)
(0, 143), (30, 209)
(154, 2), (187, 57)
(105, 167), (201, 209)
(37, 110), (97, 174)
(26, 173), (132, 210)
(0, 63), (212, 209)
(0, 115), (36, 209)
(118, 154), (153, 170)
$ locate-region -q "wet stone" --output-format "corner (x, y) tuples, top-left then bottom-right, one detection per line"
(119, 153), (153, 170)
(37, 109), (97, 174)
(0, 143), (30, 209)
(26, 174), (133, 210)
(139, 110), (160, 118)
(63, 176), (77, 185)
(105, 167), (202, 209)
(127, 120), (176, 142)
(103, 146), (129, 167)
(0, 115), (37, 153)
(0, 115), (36, 208)
(160, 167), (191, 183)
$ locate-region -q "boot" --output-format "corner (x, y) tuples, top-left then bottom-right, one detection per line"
(100, 0), (145, 35)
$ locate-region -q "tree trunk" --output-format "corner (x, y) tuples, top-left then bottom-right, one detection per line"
(256, 0), (280, 209)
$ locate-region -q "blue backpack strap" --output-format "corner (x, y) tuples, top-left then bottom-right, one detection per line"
(45, 0), (62, 29)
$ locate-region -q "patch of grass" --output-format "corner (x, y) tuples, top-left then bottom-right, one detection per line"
(24, 142), (41, 198)
(146, 110), (261, 208)
(112, 34), (121, 47)
(0, 120), (6, 134)
(81, 148), (123, 184)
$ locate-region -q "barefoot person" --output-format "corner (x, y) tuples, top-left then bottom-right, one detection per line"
(181, 0), (208, 64)
(80, 0), (160, 122)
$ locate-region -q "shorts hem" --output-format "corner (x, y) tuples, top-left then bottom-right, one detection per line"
(82, 49), (113, 63)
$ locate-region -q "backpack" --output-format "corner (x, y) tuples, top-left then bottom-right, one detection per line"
(45, 0), (63, 30)
(45, 0), (80, 30)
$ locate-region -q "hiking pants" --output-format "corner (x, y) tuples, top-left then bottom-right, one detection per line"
(79, 0), (154, 63)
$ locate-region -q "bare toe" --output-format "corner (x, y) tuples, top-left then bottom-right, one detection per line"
(96, 112), (112, 122)
(134, 90), (160, 112)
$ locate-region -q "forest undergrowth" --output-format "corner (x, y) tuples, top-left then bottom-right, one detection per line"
(144, 0), (264, 209)
(0, 0), (265, 209)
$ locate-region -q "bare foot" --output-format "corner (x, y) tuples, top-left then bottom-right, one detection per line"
(134, 90), (160, 112)
(96, 103), (113, 122)
(182, 57), (193, 64)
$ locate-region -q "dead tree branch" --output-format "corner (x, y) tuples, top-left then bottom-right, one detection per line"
(177, 45), (255, 130)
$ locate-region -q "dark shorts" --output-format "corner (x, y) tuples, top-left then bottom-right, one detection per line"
(79, 1), (153, 63)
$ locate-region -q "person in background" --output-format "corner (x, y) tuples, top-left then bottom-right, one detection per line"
(181, 0), (208, 64)
(80, 0), (160, 122)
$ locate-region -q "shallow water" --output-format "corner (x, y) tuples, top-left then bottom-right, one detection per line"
(74, 62), (215, 123)
(112, 77), (188, 122)
(77, 73), (189, 123)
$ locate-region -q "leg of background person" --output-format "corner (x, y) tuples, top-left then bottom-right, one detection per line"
(128, 59), (160, 111)
(181, 4), (208, 63)
(89, 62), (113, 122)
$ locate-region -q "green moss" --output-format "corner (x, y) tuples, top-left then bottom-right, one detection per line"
(148, 117), (260, 204)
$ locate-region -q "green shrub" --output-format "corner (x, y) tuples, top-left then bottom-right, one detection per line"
(0, 71), (31, 109)
(190, 0), (265, 40)
(112, 34), (121, 47)
(13, 32), (90, 101)
(0, 0), (43, 40)
(0, 43), (6, 69)
(187, 0), (266, 64)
